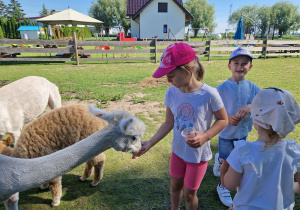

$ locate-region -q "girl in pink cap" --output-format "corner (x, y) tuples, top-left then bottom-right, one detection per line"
(224, 88), (300, 210)
(133, 43), (228, 209)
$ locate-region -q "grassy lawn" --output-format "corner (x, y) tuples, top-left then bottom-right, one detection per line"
(0, 56), (300, 209)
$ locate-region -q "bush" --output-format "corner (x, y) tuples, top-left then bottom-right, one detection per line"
(0, 26), (4, 39)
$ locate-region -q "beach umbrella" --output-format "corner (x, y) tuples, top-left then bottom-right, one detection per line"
(36, 8), (103, 25)
(234, 17), (243, 40)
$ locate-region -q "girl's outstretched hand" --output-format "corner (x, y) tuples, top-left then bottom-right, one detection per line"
(185, 131), (209, 148)
(132, 141), (152, 159)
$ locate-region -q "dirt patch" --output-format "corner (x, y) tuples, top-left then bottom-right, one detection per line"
(139, 77), (171, 87)
(48, 76), (169, 124)
(52, 94), (164, 126)
(60, 94), (163, 116)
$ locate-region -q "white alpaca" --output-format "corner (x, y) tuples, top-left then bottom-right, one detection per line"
(0, 76), (61, 142)
(0, 105), (145, 210)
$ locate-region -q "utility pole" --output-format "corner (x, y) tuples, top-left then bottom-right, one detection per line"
(226, 4), (233, 39)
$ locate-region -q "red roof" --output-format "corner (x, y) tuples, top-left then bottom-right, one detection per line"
(127, 0), (149, 15)
(127, 0), (191, 21)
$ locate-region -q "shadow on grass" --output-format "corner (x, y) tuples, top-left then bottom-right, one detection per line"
(17, 171), (171, 209)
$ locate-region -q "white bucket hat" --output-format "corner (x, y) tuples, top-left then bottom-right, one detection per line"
(251, 88), (300, 138)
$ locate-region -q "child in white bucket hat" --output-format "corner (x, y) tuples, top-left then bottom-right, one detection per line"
(224, 87), (300, 210)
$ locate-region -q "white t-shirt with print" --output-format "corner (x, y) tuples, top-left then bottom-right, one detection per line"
(227, 140), (300, 210)
(164, 83), (224, 163)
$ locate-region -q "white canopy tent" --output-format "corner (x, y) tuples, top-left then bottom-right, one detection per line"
(36, 8), (103, 25)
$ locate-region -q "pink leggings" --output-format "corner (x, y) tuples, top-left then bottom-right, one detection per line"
(170, 152), (208, 190)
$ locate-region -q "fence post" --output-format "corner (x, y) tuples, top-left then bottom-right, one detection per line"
(208, 37), (211, 61)
(73, 32), (80, 65)
(155, 38), (157, 64)
(264, 36), (268, 60)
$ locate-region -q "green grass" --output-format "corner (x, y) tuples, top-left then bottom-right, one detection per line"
(0, 57), (300, 209)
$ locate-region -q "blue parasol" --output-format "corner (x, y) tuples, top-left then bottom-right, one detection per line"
(234, 17), (243, 40)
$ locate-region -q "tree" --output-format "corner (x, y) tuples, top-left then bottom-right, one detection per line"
(257, 6), (272, 38)
(11, 16), (17, 38)
(89, 0), (119, 36)
(0, 0), (8, 18)
(228, 5), (259, 36)
(184, 0), (216, 37)
(40, 4), (48, 16)
(16, 21), (20, 38)
(6, 18), (13, 38)
(7, 0), (25, 19)
(115, 0), (130, 36)
(0, 26), (4, 38)
(0, 16), (5, 37)
(21, 17), (30, 25)
(271, 1), (300, 39)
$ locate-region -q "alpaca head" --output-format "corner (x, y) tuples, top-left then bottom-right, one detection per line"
(89, 105), (146, 154)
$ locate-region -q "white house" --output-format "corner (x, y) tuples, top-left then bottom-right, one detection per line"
(17, 26), (45, 40)
(127, 0), (193, 40)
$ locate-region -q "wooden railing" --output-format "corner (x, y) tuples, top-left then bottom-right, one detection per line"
(0, 33), (299, 64)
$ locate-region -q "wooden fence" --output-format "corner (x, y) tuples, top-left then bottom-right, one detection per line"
(0, 33), (299, 64)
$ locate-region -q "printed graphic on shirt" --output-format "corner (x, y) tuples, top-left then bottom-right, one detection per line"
(176, 103), (195, 131)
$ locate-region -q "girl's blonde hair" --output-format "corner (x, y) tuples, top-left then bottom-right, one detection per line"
(178, 57), (205, 81)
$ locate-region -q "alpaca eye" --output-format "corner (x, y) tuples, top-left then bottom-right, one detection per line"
(132, 136), (136, 141)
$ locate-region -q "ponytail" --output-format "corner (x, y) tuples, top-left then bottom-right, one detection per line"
(179, 57), (205, 81)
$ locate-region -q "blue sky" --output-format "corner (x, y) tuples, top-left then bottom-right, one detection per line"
(3, 0), (300, 33)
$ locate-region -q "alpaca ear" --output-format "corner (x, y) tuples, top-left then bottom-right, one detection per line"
(5, 136), (12, 146)
(119, 118), (134, 135)
(88, 105), (113, 122)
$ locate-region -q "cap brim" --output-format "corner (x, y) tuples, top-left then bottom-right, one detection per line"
(152, 66), (176, 78)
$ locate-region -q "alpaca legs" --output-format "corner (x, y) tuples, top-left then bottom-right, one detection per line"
(80, 161), (93, 182)
(39, 183), (49, 190)
(48, 85), (61, 109)
(12, 130), (21, 144)
(4, 192), (19, 210)
(92, 154), (105, 187)
(79, 153), (105, 187)
(49, 177), (62, 207)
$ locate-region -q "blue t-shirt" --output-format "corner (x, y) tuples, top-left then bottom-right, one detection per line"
(217, 78), (259, 139)
(165, 83), (224, 163)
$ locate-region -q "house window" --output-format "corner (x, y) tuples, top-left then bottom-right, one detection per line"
(163, 25), (168, 33)
(158, 3), (168, 12)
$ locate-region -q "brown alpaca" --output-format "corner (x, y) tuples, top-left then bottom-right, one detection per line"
(0, 104), (107, 207)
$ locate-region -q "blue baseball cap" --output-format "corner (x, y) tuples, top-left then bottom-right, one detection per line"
(229, 47), (253, 62)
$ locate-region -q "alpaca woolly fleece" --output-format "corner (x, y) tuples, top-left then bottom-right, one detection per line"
(0, 76), (61, 142)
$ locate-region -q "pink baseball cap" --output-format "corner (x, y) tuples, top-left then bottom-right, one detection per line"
(152, 43), (196, 78)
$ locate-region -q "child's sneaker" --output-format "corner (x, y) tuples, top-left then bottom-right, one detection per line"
(213, 153), (221, 176)
(217, 183), (233, 207)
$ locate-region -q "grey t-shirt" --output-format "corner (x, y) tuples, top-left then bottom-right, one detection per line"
(164, 83), (224, 163)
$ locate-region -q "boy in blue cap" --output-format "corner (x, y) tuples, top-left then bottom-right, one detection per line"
(214, 47), (260, 207)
